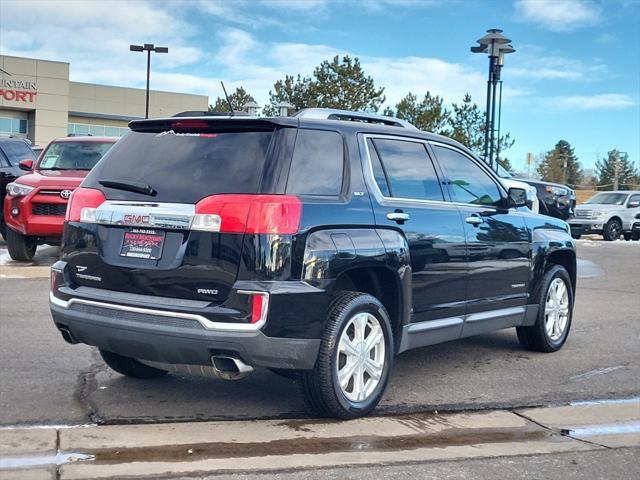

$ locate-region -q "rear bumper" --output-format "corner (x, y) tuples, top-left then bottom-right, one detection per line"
(50, 294), (320, 370)
(49, 261), (325, 370)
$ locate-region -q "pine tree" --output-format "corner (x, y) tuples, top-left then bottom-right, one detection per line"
(447, 93), (513, 159)
(383, 92), (449, 133)
(537, 140), (582, 185)
(498, 157), (513, 172)
(209, 87), (256, 113)
(595, 150), (637, 190)
(263, 55), (385, 116)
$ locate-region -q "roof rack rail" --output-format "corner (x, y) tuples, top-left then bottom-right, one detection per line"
(294, 108), (417, 130)
(172, 110), (251, 117)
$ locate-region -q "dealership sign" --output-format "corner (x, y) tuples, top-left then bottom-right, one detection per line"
(0, 74), (37, 103)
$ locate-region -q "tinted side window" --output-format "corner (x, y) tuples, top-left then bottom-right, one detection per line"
(433, 146), (501, 206)
(371, 138), (443, 201)
(367, 139), (391, 197)
(1, 141), (36, 165)
(629, 194), (640, 205)
(0, 148), (10, 167)
(286, 129), (344, 196)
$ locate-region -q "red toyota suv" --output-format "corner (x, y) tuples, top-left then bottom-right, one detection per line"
(4, 136), (117, 261)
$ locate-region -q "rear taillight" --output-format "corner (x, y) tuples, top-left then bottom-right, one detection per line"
(65, 188), (106, 222)
(193, 195), (301, 234)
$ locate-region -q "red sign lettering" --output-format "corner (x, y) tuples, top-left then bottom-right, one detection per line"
(0, 89), (37, 102)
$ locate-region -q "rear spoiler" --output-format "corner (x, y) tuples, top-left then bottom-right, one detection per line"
(129, 116), (298, 133)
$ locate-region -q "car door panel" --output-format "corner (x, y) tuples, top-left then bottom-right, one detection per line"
(430, 143), (531, 332)
(361, 136), (468, 330)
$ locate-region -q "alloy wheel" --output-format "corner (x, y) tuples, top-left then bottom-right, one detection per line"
(335, 312), (386, 402)
(545, 278), (570, 342)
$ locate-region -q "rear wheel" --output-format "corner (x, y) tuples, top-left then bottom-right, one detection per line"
(100, 350), (168, 379)
(300, 292), (394, 419)
(517, 265), (573, 352)
(0, 218), (6, 241)
(5, 228), (37, 261)
(602, 219), (622, 241)
(571, 233), (581, 240)
(623, 233), (632, 241)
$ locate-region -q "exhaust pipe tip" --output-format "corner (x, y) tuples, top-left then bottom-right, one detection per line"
(211, 355), (253, 380)
(58, 326), (79, 344)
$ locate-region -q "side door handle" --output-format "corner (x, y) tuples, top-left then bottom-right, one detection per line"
(387, 211), (410, 224)
(465, 214), (483, 226)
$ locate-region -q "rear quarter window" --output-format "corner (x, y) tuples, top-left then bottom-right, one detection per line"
(286, 129), (344, 196)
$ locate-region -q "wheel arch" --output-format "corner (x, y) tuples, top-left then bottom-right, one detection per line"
(301, 228), (411, 351)
(530, 227), (577, 299)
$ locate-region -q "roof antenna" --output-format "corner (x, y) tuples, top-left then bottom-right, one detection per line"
(220, 81), (235, 115)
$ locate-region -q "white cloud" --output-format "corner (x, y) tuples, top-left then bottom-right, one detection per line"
(515, 0), (600, 31)
(0, 0), (203, 78)
(546, 94), (636, 111)
(508, 46), (608, 81)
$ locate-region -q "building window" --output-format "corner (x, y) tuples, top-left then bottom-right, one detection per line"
(0, 117), (28, 135)
(68, 122), (128, 137)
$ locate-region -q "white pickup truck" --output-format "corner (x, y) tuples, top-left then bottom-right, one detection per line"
(569, 191), (640, 240)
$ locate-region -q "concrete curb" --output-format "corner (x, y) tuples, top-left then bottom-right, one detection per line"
(1, 400), (638, 479)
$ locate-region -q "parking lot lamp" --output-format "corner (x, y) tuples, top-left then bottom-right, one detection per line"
(471, 29), (515, 170)
(130, 44), (169, 119)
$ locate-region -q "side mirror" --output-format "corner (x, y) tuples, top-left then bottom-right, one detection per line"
(628, 201), (639, 208)
(18, 159), (34, 171)
(507, 187), (528, 208)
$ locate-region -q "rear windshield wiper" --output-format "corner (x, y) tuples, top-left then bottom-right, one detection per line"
(99, 180), (157, 197)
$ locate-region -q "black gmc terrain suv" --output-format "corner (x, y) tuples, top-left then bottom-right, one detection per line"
(50, 109), (577, 419)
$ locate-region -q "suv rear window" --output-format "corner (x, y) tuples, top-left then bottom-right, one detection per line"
(85, 131), (274, 203)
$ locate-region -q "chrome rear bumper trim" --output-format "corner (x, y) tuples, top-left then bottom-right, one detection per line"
(49, 292), (266, 332)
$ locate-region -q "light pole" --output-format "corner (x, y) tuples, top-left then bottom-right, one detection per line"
(471, 29), (515, 170)
(130, 43), (168, 119)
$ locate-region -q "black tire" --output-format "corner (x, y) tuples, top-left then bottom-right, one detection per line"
(632, 231), (640, 241)
(0, 218), (6, 241)
(5, 227), (37, 261)
(517, 264), (573, 353)
(100, 350), (168, 379)
(623, 233), (632, 241)
(300, 291), (394, 419)
(602, 219), (622, 241)
(571, 233), (581, 240)
(268, 368), (299, 380)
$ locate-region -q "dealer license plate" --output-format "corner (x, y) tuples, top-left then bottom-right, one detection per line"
(120, 228), (165, 260)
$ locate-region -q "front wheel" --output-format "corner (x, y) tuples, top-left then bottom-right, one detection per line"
(571, 233), (581, 240)
(5, 228), (37, 261)
(300, 292), (394, 419)
(517, 265), (573, 352)
(602, 219), (622, 241)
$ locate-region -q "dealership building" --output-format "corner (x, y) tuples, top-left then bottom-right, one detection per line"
(0, 54), (209, 148)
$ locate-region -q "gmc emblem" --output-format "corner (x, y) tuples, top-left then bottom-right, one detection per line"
(123, 214), (150, 224)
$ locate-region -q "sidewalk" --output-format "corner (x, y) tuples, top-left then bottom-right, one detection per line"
(1, 399), (638, 480)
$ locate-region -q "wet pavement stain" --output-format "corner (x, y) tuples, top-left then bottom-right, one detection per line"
(83, 426), (550, 464)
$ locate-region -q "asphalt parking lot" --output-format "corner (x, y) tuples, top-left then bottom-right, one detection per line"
(0, 238), (638, 427)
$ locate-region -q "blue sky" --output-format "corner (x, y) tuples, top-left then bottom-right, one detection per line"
(1, 0), (639, 174)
